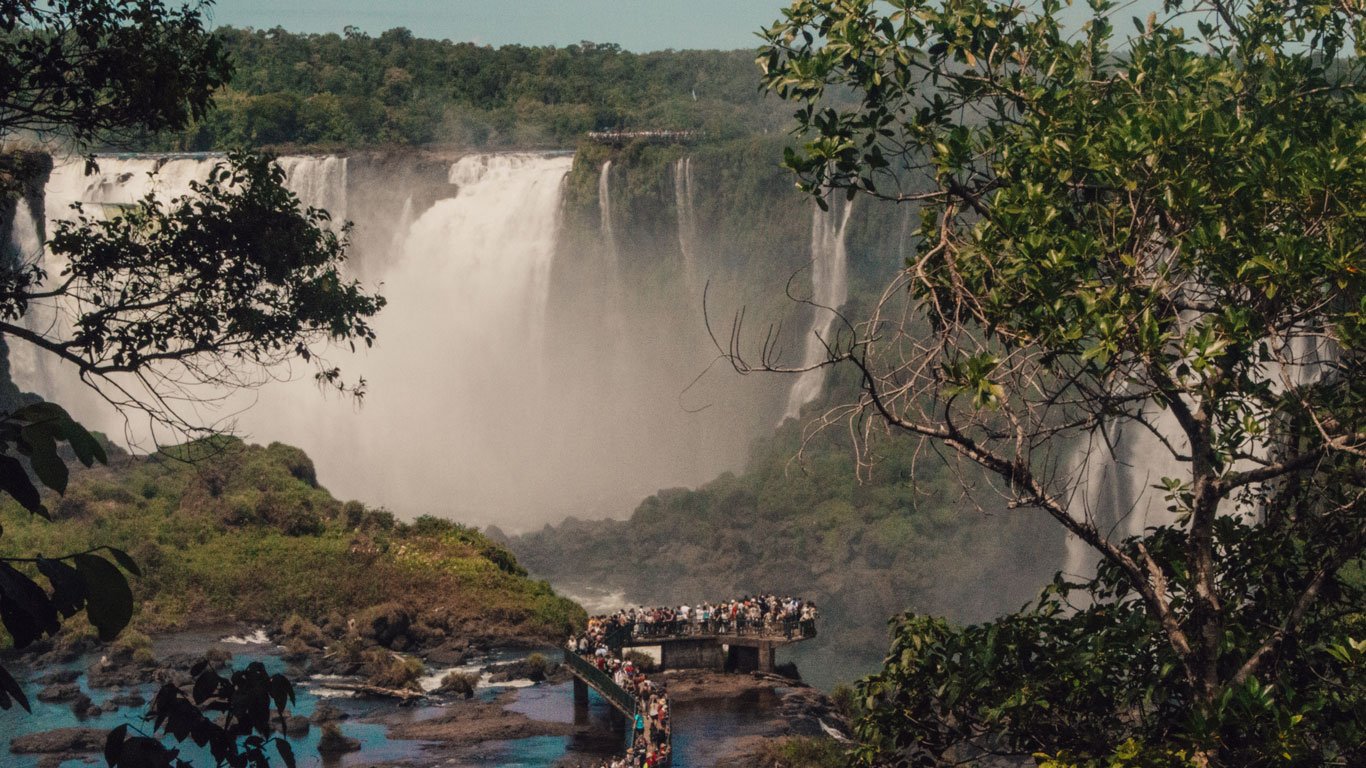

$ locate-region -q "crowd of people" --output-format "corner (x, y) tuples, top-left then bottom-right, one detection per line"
(564, 595), (818, 768)
(587, 595), (819, 644)
(571, 626), (673, 766)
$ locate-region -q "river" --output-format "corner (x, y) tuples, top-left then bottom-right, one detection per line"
(1, 630), (796, 768)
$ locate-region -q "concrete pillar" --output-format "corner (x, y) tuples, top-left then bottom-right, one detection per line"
(572, 678), (590, 726)
(758, 641), (776, 673)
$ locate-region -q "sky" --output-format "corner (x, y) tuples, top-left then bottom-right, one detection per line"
(205, 0), (786, 52)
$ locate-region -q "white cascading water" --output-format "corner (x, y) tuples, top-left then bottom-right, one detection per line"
(1062, 408), (1188, 577)
(251, 153), (575, 519)
(25, 155), (352, 443)
(278, 156), (348, 224)
(12, 150), (785, 529)
(598, 160), (615, 250)
(673, 157), (698, 290)
(782, 196), (855, 421)
(5, 199), (49, 389)
(1061, 333), (1335, 577)
(595, 160), (630, 388)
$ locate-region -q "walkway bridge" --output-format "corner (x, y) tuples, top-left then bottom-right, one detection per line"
(562, 611), (817, 764)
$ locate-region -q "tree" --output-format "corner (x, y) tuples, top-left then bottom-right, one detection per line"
(0, 3), (383, 756)
(756, 0), (1363, 764)
(0, 0), (230, 145)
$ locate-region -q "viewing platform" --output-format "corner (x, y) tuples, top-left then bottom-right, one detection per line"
(607, 619), (815, 673)
(564, 600), (817, 766)
(586, 130), (700, 146)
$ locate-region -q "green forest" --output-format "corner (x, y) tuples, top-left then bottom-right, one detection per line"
(143, 27), (791, 151)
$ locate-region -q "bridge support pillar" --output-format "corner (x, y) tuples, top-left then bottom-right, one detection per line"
(572, 677), (590, 725)
(758, 641), (776, 674)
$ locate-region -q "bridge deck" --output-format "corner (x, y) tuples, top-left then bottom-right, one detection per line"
(562, 649), (637, 717)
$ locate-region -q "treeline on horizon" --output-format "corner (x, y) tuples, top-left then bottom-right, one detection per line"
(138, 26), (794, 151)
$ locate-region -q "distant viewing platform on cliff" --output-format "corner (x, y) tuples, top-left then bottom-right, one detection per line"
(586, 130), (701, 146)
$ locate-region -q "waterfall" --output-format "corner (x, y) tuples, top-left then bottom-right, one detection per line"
(16, 154), (359, 438)
(5, 199), (48, 388)
(279, 155), (348, 224)
(1061, 333), (1336, 578)
(45, 155), (209, 218)
(782, 197), (855, 421)
(598, 159), (622, 281)
(388, 195), (415, 254)
(1062, 409), (1188, 577)
(673, 157), (698, 289)
(12, 149), (791, 530)
(250, 152), (576, 520)
(599, 160), (615, 247)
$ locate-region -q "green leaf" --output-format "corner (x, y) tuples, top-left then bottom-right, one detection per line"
(269, 673), (295, 714)
(12, 402), (70, 423)
(0, 663), (30, 712)
(276, 738), (296, 768)
(61, 421), (107, 468)
(105, 548), (143, 577)
(0, 561), (60, 645)
(0, 455), (47, 517)
(74, 553), (133, 642)
(23, 428), (68, 495)
(35, 558), (86, 618)
(105, 723), (128, 766)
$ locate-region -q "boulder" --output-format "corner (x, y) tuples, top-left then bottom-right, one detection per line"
(316, 723), (361, 755)
(107, 692), (147, 709)
(424, 640), (470, 666)
(86, 658), (155, 689)
(37, 669), (82, 685)
(310, 703), (348, 724)
(36, 682), (82, 703)
(10, 727), (107, 754)
(278, 714), (311, 737)
(69, 693), (101, 718)
(486, 657), (554, 684)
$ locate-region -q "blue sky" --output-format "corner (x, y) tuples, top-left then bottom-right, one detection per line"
(206, 0), (787, 51)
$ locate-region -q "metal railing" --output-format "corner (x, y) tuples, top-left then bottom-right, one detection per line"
(586, 130), (700, 146)
(607, 616), (818, 645)
(562, 649), (638, 715)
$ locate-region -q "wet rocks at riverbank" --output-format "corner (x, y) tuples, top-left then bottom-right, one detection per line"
(317, 723), (362, 755)
(9, 727), (108, 768)
(378, 689), (578, 744)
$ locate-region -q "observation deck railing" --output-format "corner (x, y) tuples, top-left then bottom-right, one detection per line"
(586, 130), (700, 146)
(604, 616), (817, 648)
